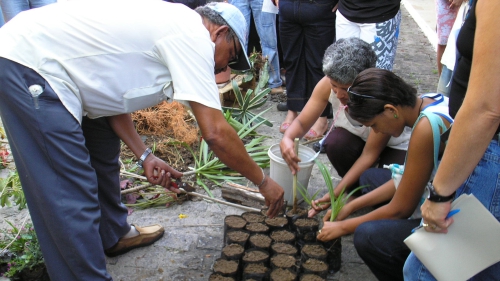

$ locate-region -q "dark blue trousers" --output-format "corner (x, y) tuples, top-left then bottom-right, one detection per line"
(354, 219), (420, 281)
(279, 0), (336, 116)
(0, 58), (130, 280)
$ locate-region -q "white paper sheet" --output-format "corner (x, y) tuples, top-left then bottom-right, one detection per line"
(404, 194), (500, 281)
(262, 0), (278, 14)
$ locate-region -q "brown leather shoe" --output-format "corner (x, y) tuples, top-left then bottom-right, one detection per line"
(104, 224), (164, 257)
(270, 87), (284, 95)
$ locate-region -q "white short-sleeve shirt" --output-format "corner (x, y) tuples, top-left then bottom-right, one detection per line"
(328, 91), (411, 151)
(0, 0), (221, 123)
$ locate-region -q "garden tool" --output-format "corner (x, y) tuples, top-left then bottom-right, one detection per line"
(171, 178), (196, 192)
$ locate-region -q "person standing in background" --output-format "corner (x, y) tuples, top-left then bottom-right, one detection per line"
(435, 0), (467, 76)
(276, 0), (337, 140)
(308, 0), (402, 154)
(1, 0), (57, 22)
(436, 0), (472, 97)
(335, 0), (401, 71)
(229, 0), (284, 94)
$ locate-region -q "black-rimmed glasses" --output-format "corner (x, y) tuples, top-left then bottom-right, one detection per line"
(228, 37), (239, 66)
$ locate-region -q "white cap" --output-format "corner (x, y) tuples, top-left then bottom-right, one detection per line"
(206, 2), (251, 71)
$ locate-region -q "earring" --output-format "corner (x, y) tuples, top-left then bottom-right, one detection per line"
(394, 114), (398, 119)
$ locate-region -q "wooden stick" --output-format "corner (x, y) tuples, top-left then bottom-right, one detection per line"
(226, 181), (259, 193)
(121, 180), (260, 212)
(163, 224), (223, 228)
(121, 183), (153, 194)
(301, 137), (323, 145)
(292, 138), (299, 213)
(120, 170), (196, 180)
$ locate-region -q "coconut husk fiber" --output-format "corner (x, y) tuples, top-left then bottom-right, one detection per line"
(131, 101), (198, 145)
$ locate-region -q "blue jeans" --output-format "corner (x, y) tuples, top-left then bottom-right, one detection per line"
(1, 0), (56, 22)
(404, 138), (500, 280)
(437, 65), (453, 97)
(354, 219), (420, 281)
(229, 0), (282, 89)
(279, 0), (336, 114)
(0, 6), (5, 26)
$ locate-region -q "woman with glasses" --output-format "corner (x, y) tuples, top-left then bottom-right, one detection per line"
(280, 37), (409, 217)
(315, 68), (452, 281)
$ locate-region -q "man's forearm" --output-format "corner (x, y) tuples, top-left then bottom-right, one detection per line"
(107, 114), (147, 158)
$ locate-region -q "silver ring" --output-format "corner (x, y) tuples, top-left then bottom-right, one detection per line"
(422, 223), (429, 228)
(318, 229), (322, 234)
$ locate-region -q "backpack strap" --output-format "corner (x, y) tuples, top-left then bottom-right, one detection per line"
(412, 111), (448, 170)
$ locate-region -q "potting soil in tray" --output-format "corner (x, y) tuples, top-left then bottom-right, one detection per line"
(222, 244), (245, 260)
(242, 212), (266, 223)
(301, 244), (327, 261)
(270, 268), (297, 281)
(245, 222), (269, 234)
(213, 259), (239, 276)
(242, 249), (270, 264)
(265, 216), (289, 229)
(286, 208), (308, 220)
(215, 209), (337, 279)
(270, 254), (297, 269)
(248, 234), (272, 250)
(261, 207), (285, 217)
(224, 215), (248, 244)
(225, 215), (247, 229)
(293, 218), (319, 227)
(301, 258), (328, 278)
(270, 229), (295, 244)
(226, 230), (250, 246)
(242, 263), (269, 279)
(293, 218), (320, 244)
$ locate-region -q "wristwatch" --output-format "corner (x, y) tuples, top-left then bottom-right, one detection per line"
(136, 148), (152, 168)
(427, 183), (455, 202)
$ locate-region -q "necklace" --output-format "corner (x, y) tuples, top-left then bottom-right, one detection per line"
(418, 97), (424, 112)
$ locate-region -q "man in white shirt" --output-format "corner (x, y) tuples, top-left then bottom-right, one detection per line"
(0, 1), (284, 280)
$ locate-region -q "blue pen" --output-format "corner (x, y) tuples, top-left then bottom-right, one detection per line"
(411, 209), (461, 233)
(445, 209), (460, 219)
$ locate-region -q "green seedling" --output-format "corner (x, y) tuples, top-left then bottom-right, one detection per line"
(315, 159), (366, 221)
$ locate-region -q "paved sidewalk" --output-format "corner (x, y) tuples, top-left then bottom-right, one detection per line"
(0, 3), (439, 281)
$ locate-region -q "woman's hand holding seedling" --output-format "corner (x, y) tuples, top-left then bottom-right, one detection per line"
(308, 195), (331, 217)
(280, 137), (302, 175)
(321, 203), (353, 222)
(317, 221), (348, 241)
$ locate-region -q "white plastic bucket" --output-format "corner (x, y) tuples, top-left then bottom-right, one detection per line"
(267, 143), (317, 206)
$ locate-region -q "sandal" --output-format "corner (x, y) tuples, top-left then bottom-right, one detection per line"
(304, 129), (323, 141)
(279, 122), (291, 133)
